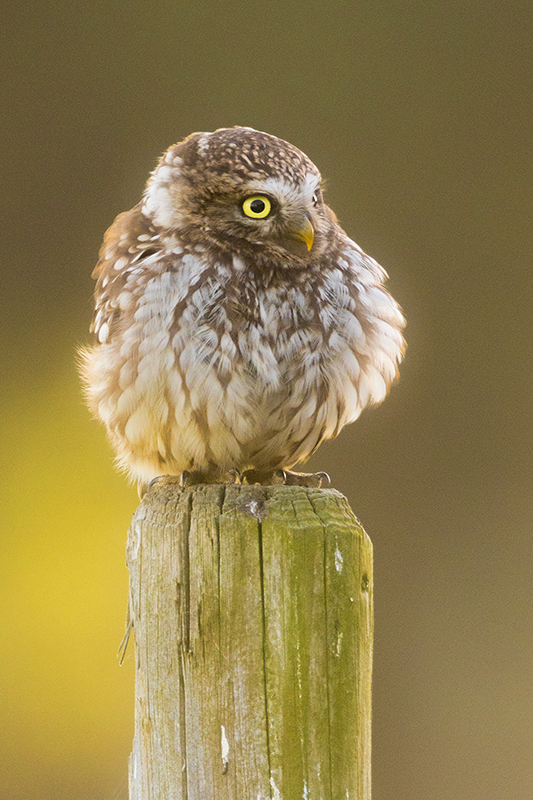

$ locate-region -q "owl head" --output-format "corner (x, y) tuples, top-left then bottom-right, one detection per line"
(141, 127), (338, 265)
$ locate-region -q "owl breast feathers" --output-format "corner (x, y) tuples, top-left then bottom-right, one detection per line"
(80, 126), (406, 489)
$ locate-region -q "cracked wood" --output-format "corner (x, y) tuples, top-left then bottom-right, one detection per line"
(127, 483), (373, 800)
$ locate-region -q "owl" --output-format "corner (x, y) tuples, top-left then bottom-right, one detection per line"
(80, 127), (405, 494)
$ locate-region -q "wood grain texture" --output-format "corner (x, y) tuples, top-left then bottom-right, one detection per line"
(127, 483), (373, 800)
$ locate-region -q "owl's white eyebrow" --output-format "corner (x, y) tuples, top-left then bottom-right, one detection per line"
(247, 174), (319, 205)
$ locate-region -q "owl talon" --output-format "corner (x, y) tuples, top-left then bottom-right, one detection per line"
(282, 470), (331, 488)
(242, 468), (330, 488)
(274, 469), (288, 484)
(138, 475), (163, 499)
(141, 469), (241, 493)
(138, 474), (179, 497)
(315, 471), (331, 487)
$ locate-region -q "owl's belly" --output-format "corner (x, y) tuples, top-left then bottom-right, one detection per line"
(90, 333), (353, 485)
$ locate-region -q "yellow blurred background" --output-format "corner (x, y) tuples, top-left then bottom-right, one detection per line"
(2, 2), (533, 798)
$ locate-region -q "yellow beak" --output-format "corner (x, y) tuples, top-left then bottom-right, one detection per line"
(291, 214), (314, 251)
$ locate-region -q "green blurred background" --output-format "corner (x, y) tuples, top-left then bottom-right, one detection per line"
(1, 1), (532, 798)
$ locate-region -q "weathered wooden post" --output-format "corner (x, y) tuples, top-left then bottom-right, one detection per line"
(126, 482), (373, 800)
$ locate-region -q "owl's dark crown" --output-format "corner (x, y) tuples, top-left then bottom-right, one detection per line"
(165, 127), (319, 186)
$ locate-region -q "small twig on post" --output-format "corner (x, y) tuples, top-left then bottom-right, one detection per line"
(126, 483), (373, 800)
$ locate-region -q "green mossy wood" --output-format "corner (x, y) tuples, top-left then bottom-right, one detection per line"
(127, 483), (373, 800)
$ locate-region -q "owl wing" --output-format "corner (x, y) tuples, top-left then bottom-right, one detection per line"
(90, 203), (165, 345)
(338, 237), (406, 406)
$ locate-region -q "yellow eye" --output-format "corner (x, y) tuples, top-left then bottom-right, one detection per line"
(242, 195), (272, 219)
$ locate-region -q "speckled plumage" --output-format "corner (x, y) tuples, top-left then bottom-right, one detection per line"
(80, 127), (405, 488)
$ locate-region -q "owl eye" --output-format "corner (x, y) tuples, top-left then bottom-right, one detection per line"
(242, 195), (272, 219)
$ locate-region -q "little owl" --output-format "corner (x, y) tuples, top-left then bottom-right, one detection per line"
(80, 127), (405, 494)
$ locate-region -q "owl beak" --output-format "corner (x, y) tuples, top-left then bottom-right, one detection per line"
(291, 214), (315, 251)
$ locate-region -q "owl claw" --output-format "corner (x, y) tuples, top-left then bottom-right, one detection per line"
(281, 470), (331, 488)
(140, 467), (329, 495)
(242, 468), (331, 488)
(139, 469), (241, 495)
(138, 475), (165, 499)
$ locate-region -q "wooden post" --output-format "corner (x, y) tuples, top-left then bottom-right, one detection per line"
(126, 483), (373, 800)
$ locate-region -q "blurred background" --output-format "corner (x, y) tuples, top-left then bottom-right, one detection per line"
(1, 1), (532, 798)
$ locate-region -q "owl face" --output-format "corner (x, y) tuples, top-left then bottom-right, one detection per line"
(142, 127), (337, 264)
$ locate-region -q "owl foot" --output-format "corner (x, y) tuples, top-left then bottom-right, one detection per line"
(283, 469), (331, 487)
(139, 469), (242, 497)
(180, 468), (241, 487)
(242, 469), (331, 488)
